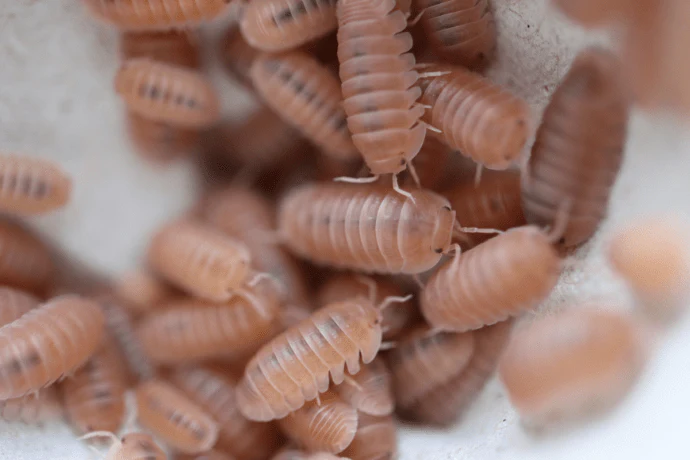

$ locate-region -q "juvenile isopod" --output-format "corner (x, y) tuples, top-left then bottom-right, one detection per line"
(0, 219), (55, 295)
(521, 47), (629, 250)
(341, 413), (397, 460)
(239, 0), (339, 52)
(82, 0), (233, 30)
(0, 287), (39, 327)
(0, 295), (105, 400)
(120, 30), (201, 68)
(147, 219), (252, 302)
(387, 326), (474, 408)
(407, 320), (512, 425)
(126, 112), (201, 163)
(417, 63), (532, 171)
(336, 356), (394, 416)
(250, 51), (358, 161)
(421, 226), (561, 332)
(0, 387), (62, 424)
(136, 379), (219, 454)
(278, 183), (456, 275)
(236, 294), (410, 421)
(137, 276), (282, 364)
(81, 432), (166, 460)
(171, 366), (282, 460)
(115, 59), (221, 129)
(278, 389), (358, 454)
(0, 155), (71, 215)
(415, 0), (496, 70)
(498, 309), (645, 424)
(337, 0), (427, 183)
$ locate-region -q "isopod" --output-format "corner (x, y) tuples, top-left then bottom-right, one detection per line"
(171, 366), (282, 460)
(0, 295), (105, 400)
(126, 112), (201, 163)
(421, 226), (561, 332)
(415, 0), (496, 70)
(341, 413), (397, 460)
(137, 276), (282, 364)
(521, 47), (629, 250)
(337, 0), (427, 179)
(178, 450), (236, 460)
(407, 320), (512, 425)
(82, 432), (166, 460)
(552, 0), (644, 27)
(115, 269), (177, 315)
(400, 136), (454, 189)
(82, 0), (232, 30)
(120, 30), (201, 68)
(277, 183), (456, 275)
(250, 51), (358, 161)
(147, 219), (251, 302)
(115, 59), (221, 129)
(221, 23), (260, 88)
(0, 387), (62, 424)
(239, 0), (339, 52)
(0, 287), (40, 327)
(498, 309), (644, 424)
(418, 63), (532, 171)
(387, 326), (474, 408)
(278, 389), (358, 454)
(62, 338), (129, 434)
(336, 356), (394, 416)
(236, 294), (408, 421)
(135, 379), (219, 454)
(272, 449), (349, 460)
(0, 155), (71, 215)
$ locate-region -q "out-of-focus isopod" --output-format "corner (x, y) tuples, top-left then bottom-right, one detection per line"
(336, 356), (394, 416)
(341, 413), (397, 460)
(0, 219), (55, 295)
(126, 112), (200, 163)
(272, 449), (350, 460)
(178, 450), (237, 460)
(0, 155), (71, 215)
(0, 287), (39, 327)
(552, 0), (646, 27)
(82, 432), (167, 460)
(220, 23), (259, 88)
(0, 387), (61, 424)
(115, 269), (177, 315)
(120, 30), (201, 68)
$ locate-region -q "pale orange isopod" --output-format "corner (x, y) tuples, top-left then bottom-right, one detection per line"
(220, 23), (260, 88)
(237, 294), (408, 421)
(120, 30), (201, 69)
(137, 276), (282, 364)
(250, 51), (358, 161)
(239, 0), (338, 52)
(136, 379), (219, 454)
(278, 389), (358, 454)
(278, 183), (456, 275)
(336, 356), (394, 416)
(82, 0), (232, 30)
(62, 339), (129, 434)
(0, 287), (40, 327)
(499, 309), (644, 424)
(0, 155), (71, 215)
(316, 274), (416, 340)
(82, 432), (167, 460)
(178, 450), (237, 460)
(126, 112), (201, 163)
(115, 269), (177, 315)
(0, 219), (55, 295)
(115, 59), (221, 129)
(341, 413), (397, 460)
(337, 0), (426, 178)
(0, 387), (62, 424)
(147, 219), (251, 302)
(387, 326), (474, 408)
(272, 449), (349, 460)
(421, 226), (561, 332)
(0, 295), (105, 400)
(171, 366), (282, 460)
(407, 320), (512, 425)
(418, 63), (532, 171)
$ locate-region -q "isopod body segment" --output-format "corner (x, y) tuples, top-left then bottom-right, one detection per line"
(0, 155), (71, 215)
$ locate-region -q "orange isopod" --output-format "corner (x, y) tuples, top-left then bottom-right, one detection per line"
(250, 52), (358, 161)
(236, 294), (407, 421)
(147, 219), (252, 302)
(278, 389), (358, 454)
(337, 0), (427, 178)
(272, 449), (348, 460)
(0, 295), (105, 400)
(62, 339), (128, 434)
(0, 387), (62, 424)
(126, 111), (201, 163)
(442, 170), (525, 248)
(336, 356), (394, 416)
(137, 277), (282, 364)
(171, 366), (282, 460)
(220, 23), (260, 88)
(417, 63), (532, 171)
(82, 0), (232, 30)
(521, 47), (629, 250)
(608, 215), (690, 309)
(421, 226), (561, 332)
(115, 269), (177, 315)
(498, 309), (644, 424)
(387, 326), (474, 408)
(407, 320), (512, 425)
(278, 183), (456, 275)
(415, 0), (496, 70)
(0, 155), (71, 215)
(83, 432), (167, 460)
(136, 379), (219, 454)
(239, 0), (339, 52)
(316, 274), (416, 340)
(120, 30), (201, 69)
(0, 287), (40, 327)
(0, 219), (55, 295)
(341, 413), (397, 460)
(115, 59), (221, 129)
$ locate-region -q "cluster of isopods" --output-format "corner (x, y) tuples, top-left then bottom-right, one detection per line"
(1, 0), (689, 459)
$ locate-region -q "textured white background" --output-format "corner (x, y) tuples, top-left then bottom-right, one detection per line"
(0, 0), (688, 459)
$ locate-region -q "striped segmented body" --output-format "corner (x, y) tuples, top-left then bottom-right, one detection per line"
(336, 356), (394, 416)
(0, 155), (71, 215)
